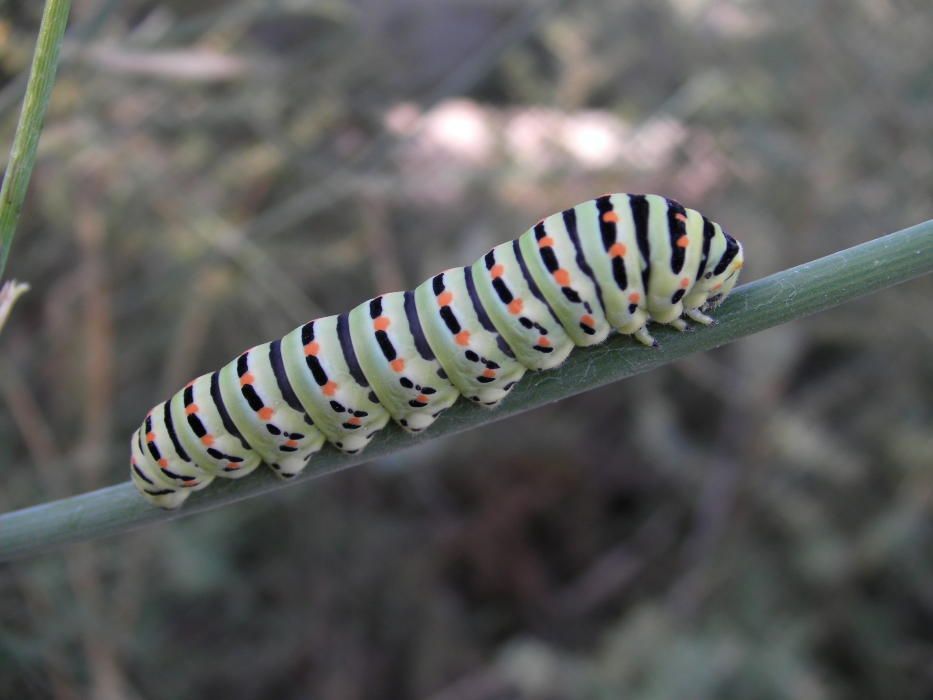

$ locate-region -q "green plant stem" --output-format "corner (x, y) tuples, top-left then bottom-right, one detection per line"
(0, 0), (72, 280)
(0, 219), (931, 561)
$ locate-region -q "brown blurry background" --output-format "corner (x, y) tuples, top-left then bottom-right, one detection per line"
(1, 1), (931, 698)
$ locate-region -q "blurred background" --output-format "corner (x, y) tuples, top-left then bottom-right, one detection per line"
(1, 0), (932, 697)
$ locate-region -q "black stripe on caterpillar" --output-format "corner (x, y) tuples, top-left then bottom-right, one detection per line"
(131, 193), (744, 508)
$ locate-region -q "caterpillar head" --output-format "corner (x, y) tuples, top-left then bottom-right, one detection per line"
(702, 234), (743, 308)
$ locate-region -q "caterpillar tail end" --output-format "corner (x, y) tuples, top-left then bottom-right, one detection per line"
(129, 424), (206, 509)
(265, 452), (314, 480)
(129, 462), (191, 509)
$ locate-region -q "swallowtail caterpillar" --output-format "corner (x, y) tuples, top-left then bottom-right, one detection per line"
(131, 193), (744, 508)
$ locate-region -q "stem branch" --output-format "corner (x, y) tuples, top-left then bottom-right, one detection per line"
(0, 0), (72, 280)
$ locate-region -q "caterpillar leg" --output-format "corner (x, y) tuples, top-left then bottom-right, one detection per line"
(633, 326), (658, 347)
(685, 307), (716, 326)
(669, 318), (689, 332)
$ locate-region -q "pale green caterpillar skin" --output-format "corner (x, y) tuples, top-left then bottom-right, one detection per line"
(350, 291), (461, 432)
(219, 342), (327, 477)
(131, 193), (744, 508)
(415, 268), (527, 406)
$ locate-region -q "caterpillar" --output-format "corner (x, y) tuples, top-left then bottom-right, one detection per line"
(131, 193), (744, 509)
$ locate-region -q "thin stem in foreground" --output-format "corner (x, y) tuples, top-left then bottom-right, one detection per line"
(0, 218), (930, 561)
(0, 0), (72, 280)
(0, 279), (30, 335)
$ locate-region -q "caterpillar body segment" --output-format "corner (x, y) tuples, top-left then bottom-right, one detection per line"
(470, 241), (574, 371)
(569, 195), (649, 335)
(349, 292), (460, 434)
(640, 194), (690, 324)
(519, 213), (612, 347)
(414, 269), (527, 407)
(217, 343), (328, 478)
(174, 373), (263, 478)
(131, 193), (744, 508)
(280, 315), (391, 454)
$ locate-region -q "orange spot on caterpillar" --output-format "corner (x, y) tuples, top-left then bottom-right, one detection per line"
(508, 298), (524, 315)
(482, 368), (496, 379)
(537, 336), (551, 347)
(390, 358), (406, 372)
(258, 407), (274, 421)
(415, 394), (428, 404)
(609, 242), (627, 258)
(373, 316), (390, 331)
(347, 416), (362, 426)
(323, 381), (338, 396)
(675, 213), (688, 223)
(201, 435), (214, 447)
(676, 235), (689, 248)
(226, 463), (241, 471)
(628, 292), (641, 304)
(602, 211), (620, 223)
(455, 330), (471, 346)
(285, 439), (299, 448)
(158, 458), (168, 468)
(680, 277), (690, 288)
(580, 314), (595, 327)
(304, 341), (320, 356)
(239, 373), (255, 386)
(553, 269), (571, 286)
(146, 432), (156, 443)
(490, 264), (505, 279)
(437, 291), (453, 307)
(711, 282), (723, 291)
(538, 236), (555, 248)
(185, 404), (199, 415)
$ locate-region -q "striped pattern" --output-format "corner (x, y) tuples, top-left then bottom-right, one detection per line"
(131, 193), (744, 508)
